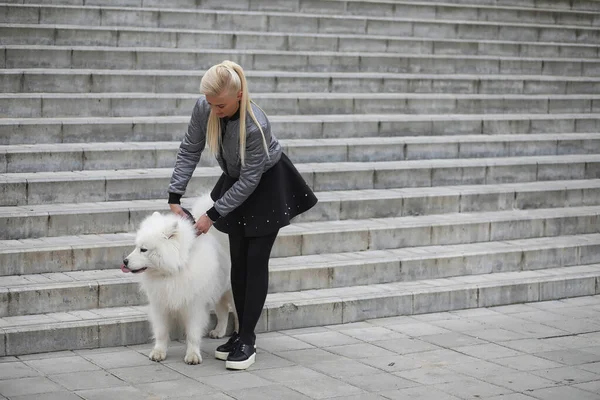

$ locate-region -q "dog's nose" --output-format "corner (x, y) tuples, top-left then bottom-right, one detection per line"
(123, 258), (128, 266)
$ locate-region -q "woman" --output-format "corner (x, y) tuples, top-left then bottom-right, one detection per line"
(167, 60), (317, 370)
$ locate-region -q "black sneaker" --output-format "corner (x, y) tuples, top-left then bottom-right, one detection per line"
(215, 332), (240, 361)
(225, 341), (256, 370)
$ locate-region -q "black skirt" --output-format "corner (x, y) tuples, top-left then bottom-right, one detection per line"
(210, 153), (318, 237)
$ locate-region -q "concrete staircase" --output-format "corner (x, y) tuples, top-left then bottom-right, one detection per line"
(1, 0), (600, 356)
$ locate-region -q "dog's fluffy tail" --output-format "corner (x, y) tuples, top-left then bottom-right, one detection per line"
(191, 193), (230, 252)
(190, 193), (215, 220)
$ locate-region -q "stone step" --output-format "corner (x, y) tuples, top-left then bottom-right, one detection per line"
(3, 154), (600, 206)
(4, 0), (599, 22)
(412, 0), (600, 12)
(1, 204), (599, 276)
(3, 113), (600, 145)
(4, 69), (600, 95)
(2, 5), (599, 44)
(2, 234), (599, 317)
(3, 23), (599, 59)
(3, 133), (599, 174)
(3, 45), (599, 76)
(5, 92), (600, 118)
(1, 262), (598, 355)
(2, 178), (599, 240)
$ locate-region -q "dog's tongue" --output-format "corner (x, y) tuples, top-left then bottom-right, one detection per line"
(121, 264), (132, 273)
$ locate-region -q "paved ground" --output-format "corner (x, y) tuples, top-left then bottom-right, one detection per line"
(2, 297), (600, 400)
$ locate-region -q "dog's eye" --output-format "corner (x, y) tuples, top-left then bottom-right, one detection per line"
(140, 248), (148, 253)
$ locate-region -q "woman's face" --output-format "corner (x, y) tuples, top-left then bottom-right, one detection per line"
(206, 90), (242, 118)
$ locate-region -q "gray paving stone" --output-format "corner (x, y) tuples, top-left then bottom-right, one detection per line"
(251, 365), (328, 383)
(164, 358), (232, 379)
(379, 385), (462, 400)
(283, 376), (365, 399)
(49, 370), (128, 391)
(358, 353), (426, 373)
(167, 394), (235, 400)
(527, 385), (600, 400)
(80, 348), (156, 369)
(10, 393), (77, 400)
(370, 338), (442, 355)
(25, 355), (100, 374)
(257, 335), (315, 353)
(463, 328), (531, 342)
(135, 378), (217, 398)
(226, 385), (312, 400)
(199, 372), (273, 392)
(109, 364), (185, 385)
(329, 394), (387, 400)
(17, 350), (76, 360)
(433, 376), (513, 398)
(0, 376), (64, 397)
(407, 349), (478, 369)
(453, 343), (523, 360)
(281, 326), (331, 336)
(488, 304), (545, 314)
(574, 380), (600, 396)
(339, 372), (420, 392)
(445, 359), (519, 379)
(386, 322), (453, 337)
(534, 349), (600, 366)
(484, 395), (542, 400)
(479, 370), (561, 392)
(75, 386), (149, 400)
(308, 358), (382, 379)
(546, 306), (600, 319)
(276, 348), (348, 365)
(500, 338), (566, 354)
(334, 326), (407, 342)
(529, 365), (600, 384)
(293, 331), (362, 347)
(492, 354), (565, 371)
(325, 343), (398, 359)
(418, 332), (488, 348)
(0, 361), (40, 380)
(540, 335), (600, 350)
(395, 366), (472, 385)
(579, 361), (600, 374)
(427, 318), (488, 332)
(248, 352), (297, 371)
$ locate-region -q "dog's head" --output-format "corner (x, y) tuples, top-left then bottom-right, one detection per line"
(121, 212), (194, 275)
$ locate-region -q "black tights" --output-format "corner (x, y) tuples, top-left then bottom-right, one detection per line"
(228, 230), (278, 346)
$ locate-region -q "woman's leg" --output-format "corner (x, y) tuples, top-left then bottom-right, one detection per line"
(238, 230), (278, 346)
(228, 233), (248, 329)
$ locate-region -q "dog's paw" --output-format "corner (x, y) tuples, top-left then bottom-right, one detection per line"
(208, 329), (226, 339)
(184, 351), (202, 365)
(149, 348), (167, 362)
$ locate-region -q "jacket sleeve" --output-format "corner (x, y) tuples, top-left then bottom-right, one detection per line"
(168, 99), (207, 196)
(214, 126), (268, 217)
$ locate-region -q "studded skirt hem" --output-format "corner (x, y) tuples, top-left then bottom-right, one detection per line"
(210, 152), (318, 237)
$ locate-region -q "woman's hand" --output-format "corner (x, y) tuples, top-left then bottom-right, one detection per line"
(169, 204), (190, 220)
(195, 214), (213, 235)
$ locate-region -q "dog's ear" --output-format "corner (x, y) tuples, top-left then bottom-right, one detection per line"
(163, 220), (179, 240)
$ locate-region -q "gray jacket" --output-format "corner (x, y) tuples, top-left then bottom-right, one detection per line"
(168, 96), (282, 217)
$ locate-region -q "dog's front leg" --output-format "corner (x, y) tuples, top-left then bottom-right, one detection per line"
(183, 307), (206, 365)
(148, 305), (170, 362)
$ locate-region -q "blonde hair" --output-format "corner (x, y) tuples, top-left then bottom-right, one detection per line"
(200, 60), (268, 166)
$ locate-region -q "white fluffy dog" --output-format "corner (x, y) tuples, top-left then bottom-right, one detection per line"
(122, 194), (237, 365)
